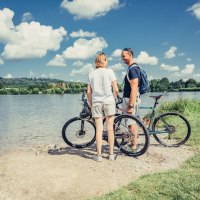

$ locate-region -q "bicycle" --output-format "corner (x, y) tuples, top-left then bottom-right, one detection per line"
(62, 91), (150, 157)
(138, 95), (191, 147)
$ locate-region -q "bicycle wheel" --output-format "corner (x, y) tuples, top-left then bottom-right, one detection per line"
(114, 114), (150, 157)
(152, 112), (191, 147)
(62, 117), (96, 148)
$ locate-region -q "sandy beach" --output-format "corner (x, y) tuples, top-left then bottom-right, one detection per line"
(0, 141), (195, 200)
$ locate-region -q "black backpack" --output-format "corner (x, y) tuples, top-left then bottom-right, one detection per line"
(126, 63), (150, 95)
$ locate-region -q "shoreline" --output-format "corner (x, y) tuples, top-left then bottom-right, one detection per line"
(0, 142), (195, 200)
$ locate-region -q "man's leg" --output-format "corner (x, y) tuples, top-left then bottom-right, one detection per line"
(129, 124), (138, 148)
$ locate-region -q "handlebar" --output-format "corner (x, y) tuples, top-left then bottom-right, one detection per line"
(116, 95), (123, 109)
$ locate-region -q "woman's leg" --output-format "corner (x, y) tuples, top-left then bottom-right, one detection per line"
(94, 117), (103, 156)
(106, 115), (114, 155)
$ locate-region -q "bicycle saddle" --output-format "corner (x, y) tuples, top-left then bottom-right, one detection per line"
(149, 95), (162, 100)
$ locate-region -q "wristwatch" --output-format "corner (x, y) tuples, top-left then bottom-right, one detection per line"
(127, 104), (134, 109)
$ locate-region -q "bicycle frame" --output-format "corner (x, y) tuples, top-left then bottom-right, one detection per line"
(138, 95), (163, 135)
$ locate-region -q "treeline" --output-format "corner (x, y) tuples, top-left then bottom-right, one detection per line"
(0, 78), (88, 95)
(0, 77), (199, 95)
(150, 78), (200, 92)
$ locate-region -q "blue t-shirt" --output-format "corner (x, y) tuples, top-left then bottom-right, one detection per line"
(123, 66), (140, 98)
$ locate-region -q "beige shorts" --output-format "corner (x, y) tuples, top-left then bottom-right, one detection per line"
(92, 102), (115, 118)
(122, 96), (141, 126)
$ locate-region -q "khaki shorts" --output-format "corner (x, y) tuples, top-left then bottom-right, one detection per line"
(92, 102), (115, 118)
(122, 96), (141, 126)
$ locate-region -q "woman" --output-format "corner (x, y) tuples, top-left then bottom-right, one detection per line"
(87, 53), (119, 162)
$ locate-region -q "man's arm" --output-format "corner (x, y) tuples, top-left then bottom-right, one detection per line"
(87, 84), (92, 109)
(127, 78), (138, 113)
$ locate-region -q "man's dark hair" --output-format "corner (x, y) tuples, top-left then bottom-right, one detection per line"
(123, 48), (134, 56)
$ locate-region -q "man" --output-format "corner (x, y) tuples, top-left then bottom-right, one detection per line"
(121, 48), (140, 150)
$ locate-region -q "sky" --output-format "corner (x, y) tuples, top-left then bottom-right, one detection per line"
(0, 0), (200, 83)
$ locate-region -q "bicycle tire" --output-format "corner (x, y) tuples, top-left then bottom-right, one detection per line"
(114, 114), (150, 157)
(152, 112), (191, 147)
(62, 117), (96, 148)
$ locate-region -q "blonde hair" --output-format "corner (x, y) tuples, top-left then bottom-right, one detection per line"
(95, 53), (107, 68)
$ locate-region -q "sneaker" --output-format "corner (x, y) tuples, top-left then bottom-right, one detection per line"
(109, 154), (116, 161)
(93, 155), (102, 162)
(128, 144), (138, 151)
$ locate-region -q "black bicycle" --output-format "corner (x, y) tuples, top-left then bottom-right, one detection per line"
(62, 91), (150, 157)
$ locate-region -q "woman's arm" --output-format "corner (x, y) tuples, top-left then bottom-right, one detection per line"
(112, 80), (119, 99)
(87, 84), (92, 109)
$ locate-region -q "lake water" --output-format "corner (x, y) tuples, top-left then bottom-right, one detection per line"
(0, 92), (200, 151)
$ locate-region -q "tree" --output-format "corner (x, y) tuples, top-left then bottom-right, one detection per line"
(160, 77), (170, 91)
(185, 79), (197, 88)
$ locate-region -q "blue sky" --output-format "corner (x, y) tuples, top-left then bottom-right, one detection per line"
(0, 0), (200, 83)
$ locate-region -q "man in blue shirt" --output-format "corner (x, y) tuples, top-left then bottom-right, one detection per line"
(121, 48), (141, 150)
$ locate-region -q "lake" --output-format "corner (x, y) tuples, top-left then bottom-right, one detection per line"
(0, 92), (200, 151)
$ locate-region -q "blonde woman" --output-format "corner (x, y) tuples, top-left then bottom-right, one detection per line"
(87, 53), (119, 162)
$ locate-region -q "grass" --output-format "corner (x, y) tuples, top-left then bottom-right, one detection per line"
(89, 98), (200, 200)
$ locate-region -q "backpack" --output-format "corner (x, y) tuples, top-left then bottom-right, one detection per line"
(126, 63), (150, 95)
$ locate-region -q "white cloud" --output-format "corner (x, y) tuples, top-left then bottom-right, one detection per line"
(121, 71), (126, 80)
(41, 74), (47, 78)
(47, 54), (67, 67)
(70, 63), (94, 76)
(194, 73), (200, 79)
(4, 73), (13, 78)
(61, 0), (121, 20)
(48, 37), (107, 67)
(72, 61), (84, 66)
(135, 51), (158, 65)
(0, 58), (4, 65)
(0, 8), (67, 60)
(164, 46), (177, 59)
(148, 75), (154, 81)
(0, 8), (15, 42)
(160, 63), (180, 72)
(109, 63), (124, 71)
(70, 29), (96, 38)
(181, 64), (195, 75)
(187, 2), (200, 20)
(111, 49), (122, 57)
(178, 52), (185, 56)
(21, 12), (34, 22)
(64, 37), (107, 59)
(172, 72), (182, 78)
(187, 58), (192, 62)
(49, 73), (56, 78)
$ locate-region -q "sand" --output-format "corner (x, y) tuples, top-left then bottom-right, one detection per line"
(0, 141), (195, 200)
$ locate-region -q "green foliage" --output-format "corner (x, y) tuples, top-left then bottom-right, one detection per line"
(149, 78), (200, 92)
(0, 78), (87, 95)
(55, 88), (64, 94)
(32, 88), (39, 94)
(158, 99), (200, 115)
